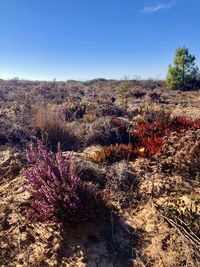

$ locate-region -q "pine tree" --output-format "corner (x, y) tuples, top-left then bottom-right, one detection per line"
(166, 47), (199, 90)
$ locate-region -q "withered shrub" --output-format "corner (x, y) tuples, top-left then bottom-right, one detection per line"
(161, 129), (200, 178)
(33, 108), (77, 151)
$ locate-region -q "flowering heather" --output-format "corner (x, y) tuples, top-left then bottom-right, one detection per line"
(24, 141), (80, 222)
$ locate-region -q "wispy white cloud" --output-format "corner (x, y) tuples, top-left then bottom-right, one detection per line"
(142, 2), (175, 13)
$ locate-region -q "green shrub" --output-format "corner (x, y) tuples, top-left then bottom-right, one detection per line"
(166, 46), (200, 90)
(116, 81), (133, 92)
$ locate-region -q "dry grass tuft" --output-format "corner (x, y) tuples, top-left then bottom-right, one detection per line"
(33, 107), (77, 151)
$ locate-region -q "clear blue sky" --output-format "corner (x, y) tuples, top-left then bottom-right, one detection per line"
(0, 0), (200, 80)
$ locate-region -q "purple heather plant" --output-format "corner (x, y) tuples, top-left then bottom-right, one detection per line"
(24, 140), (80, 222)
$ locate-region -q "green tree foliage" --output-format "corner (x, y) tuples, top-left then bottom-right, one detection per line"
(166, 47), (200, 90)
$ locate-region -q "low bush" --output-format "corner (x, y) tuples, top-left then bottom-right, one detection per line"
(57, 103), (86, 122)
(33, 108), (77, 151)
(168, 116), (200, 133)
(0, 118), (31, 146)
(24, 141), (110, 223)
(24, 141), (80, 222)
(99, 104), (127, 117)
(91, 115), (200, 164)
(85, 117), (120, 147)
(127, 87), (146, 98)
(143, 108), (171, 127)
(161, 129), (200, 178)
(116, 81), (133, 93)
(90, 144), (138, 163)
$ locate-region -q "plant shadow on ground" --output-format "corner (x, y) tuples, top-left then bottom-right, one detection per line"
(0, 192), (139, 267)
(33, 181), (142, 267)
(50, 213), (141, 267)
(37, 158), (145, 266)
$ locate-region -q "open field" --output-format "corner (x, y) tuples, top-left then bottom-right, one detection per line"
(0, 79), (200, 267)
